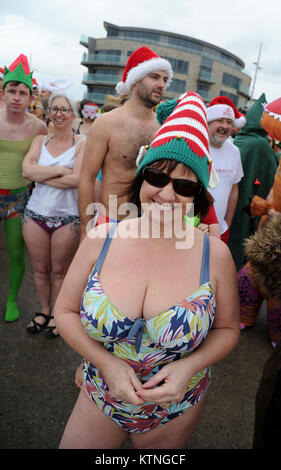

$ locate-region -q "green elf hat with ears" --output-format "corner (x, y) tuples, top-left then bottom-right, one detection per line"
(3, 54), (33, 93)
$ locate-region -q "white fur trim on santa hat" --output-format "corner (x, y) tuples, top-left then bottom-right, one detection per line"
(207, 103), (246, 128)
(235, 115), (246, 127)
(116, 57), (173, 95)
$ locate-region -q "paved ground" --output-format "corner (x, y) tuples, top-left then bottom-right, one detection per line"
(0, 223), (273, 449)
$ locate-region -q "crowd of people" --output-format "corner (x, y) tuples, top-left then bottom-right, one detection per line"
(1, 46), (281, 449)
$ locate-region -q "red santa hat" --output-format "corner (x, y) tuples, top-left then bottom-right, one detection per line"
(0, 67), (5, 79)
(206, 96), (246, 128)
(32, 78), (39, 89)
(115, 46), (173, 96)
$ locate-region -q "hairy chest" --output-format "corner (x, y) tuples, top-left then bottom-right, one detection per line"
(107, 121), (158, 171)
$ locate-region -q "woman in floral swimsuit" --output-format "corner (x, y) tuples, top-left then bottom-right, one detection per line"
(54, 92), (240, 448)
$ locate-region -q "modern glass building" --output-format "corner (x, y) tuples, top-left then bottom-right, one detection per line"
(80, 22), (251, 108)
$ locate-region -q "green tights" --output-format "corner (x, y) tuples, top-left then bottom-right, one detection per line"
(4, 217), (25, 322)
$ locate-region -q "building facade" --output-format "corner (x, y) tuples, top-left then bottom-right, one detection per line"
(80, 22), (251, 108)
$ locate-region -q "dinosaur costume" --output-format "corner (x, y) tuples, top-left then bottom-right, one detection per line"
(237, 97), (281, 347)
(0, 54), (34, 322)
(228, 94), (278, 271)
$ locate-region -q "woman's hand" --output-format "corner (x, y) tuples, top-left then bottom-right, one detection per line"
(61, 167), (73, 176)
(101, 357), (146, 406)
(136, 359), (193, 405)
(197, 223), (209, 235)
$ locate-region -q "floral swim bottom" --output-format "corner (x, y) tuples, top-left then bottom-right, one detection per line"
(83, 359), (211, 433)
(0, 188), (29, 221)
(22, 208), (80, 236)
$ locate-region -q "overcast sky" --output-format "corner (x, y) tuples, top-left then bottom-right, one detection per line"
(1, 0), (280, 104)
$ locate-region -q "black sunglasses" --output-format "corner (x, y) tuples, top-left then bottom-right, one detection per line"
(142, 166), (202, 197)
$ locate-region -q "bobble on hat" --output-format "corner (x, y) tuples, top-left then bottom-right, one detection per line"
(136, 92), (220, 189)
(207, 96), (246, 128)
(115, 46), (173, 96)
(156, 98), (178, 125)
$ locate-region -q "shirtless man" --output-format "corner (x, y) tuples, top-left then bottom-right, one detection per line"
(0, 54), (47, 322)
(78, 46), (173, 239)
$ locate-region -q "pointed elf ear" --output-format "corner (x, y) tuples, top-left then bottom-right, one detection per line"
(208, 165), (220, 189)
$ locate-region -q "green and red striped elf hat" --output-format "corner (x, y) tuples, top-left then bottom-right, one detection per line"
(136, 91), (219, 189)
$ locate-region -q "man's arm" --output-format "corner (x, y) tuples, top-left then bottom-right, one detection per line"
(225, 183), (239, 229)
(78, 115), (109, 240)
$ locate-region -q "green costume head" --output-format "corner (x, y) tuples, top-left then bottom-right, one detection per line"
(3, 54), (33, 93)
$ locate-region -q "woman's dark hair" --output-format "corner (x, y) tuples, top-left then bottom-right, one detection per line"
(126, 159), (214, 218)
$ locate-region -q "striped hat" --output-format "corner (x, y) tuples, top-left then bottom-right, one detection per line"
(136, 92), (218, 188)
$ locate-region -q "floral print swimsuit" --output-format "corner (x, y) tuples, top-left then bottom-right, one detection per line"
(80, 224), (216, 433)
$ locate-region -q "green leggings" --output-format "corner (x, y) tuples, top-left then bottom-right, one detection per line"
(4, 217), (25, 322)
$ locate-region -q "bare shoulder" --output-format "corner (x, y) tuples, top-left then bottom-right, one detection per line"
(29, 133), (45, 148)
(209, 236), (235, 271)
(0, 108), (5, 122)
(79, 222), (115, 261)
(86, 108), (125, 144)
(98, 107), (122, 124)
(87, 111), (115, 137)
(27, 113), (48, 136)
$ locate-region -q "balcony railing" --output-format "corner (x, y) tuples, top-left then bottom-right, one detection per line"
(83, 91), (113, 102)
(81, 52), (124, 65)
(83, 72), (119, 84)
(237, 84), (251, 98)
(196, 90), (214, 103)
(197, 70), (217, 83)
